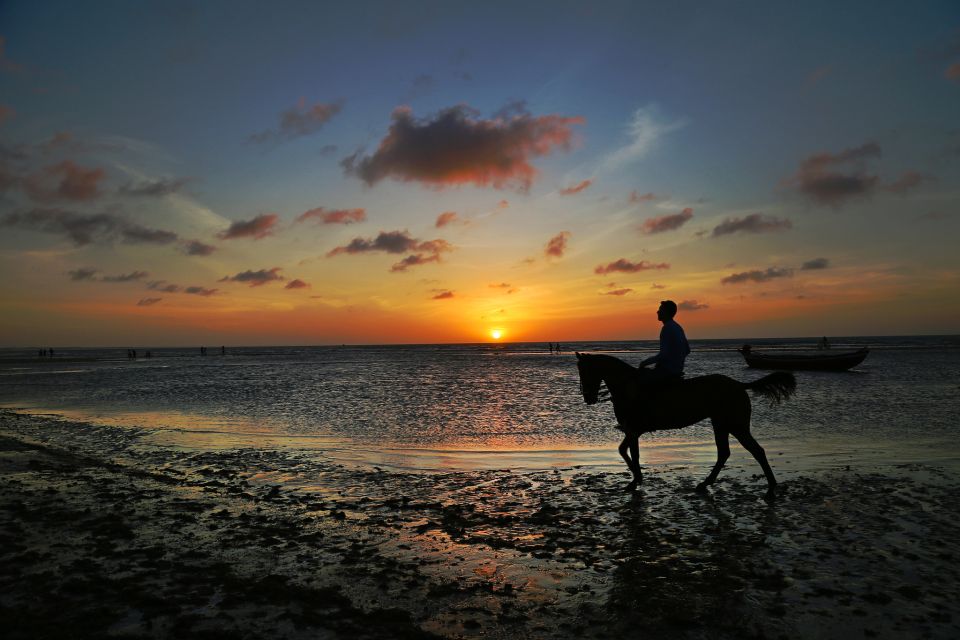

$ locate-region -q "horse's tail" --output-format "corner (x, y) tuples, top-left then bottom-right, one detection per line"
(743, 371), (796, 404)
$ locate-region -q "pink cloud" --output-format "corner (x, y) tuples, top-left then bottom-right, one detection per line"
(629, 190), (657, 203)
(640, 207), (693, 234)
(432, 290), (454, 299)
(218, 214), (279, 240)
(285, 279), (310, 290)
(342, 104), (584, 192)
(946, 63), (960, 81)
(296, 207), (366, 225)
(435, 211), (460, 227)
(711, 213), (792, 237)
(604, 288), (633, 296)
(544, 231), (571, 258)
(787, 142), (881, 206)
(559, 179), (592, 196)
(249, 98), (343, 144)
(23, 161), (106, 202)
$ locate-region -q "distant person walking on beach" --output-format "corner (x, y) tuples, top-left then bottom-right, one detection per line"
(640, 300), (690, 382)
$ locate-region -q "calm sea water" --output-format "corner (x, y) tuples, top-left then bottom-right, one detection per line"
(1, 336), (958, 472)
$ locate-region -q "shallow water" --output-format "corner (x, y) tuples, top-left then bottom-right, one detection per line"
(2, 336), (958, 472)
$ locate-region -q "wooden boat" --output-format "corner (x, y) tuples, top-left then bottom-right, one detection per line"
(738, 345), (869, 371)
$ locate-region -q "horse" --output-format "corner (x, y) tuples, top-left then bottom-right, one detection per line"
(575, 352), (796, 500)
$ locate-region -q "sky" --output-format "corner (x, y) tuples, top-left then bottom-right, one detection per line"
(1, 0), (959, 346)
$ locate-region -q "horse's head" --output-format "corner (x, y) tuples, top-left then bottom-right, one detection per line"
(575, 352), (602, 405)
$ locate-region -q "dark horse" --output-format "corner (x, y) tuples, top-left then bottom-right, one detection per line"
(575, 352), (796, 499)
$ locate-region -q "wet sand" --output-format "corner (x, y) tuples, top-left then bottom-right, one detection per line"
(2, 409), (959, 639)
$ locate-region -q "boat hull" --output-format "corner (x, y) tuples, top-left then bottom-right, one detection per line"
(738, 347), (869, 371)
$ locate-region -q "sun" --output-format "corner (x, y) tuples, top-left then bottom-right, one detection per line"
(490, 329), (503, 340)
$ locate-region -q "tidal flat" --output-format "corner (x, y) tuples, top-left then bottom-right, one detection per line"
(2, 410), (959, 639)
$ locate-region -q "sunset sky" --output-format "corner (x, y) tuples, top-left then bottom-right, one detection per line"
(1, 1), (958, 346)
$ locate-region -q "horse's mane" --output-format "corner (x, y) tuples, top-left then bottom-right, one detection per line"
(580, 352), (645, 378)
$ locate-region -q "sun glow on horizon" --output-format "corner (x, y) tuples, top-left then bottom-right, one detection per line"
(490, 329), (503, 340)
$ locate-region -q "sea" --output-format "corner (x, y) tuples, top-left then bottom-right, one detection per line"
(1, 336), (958, 474)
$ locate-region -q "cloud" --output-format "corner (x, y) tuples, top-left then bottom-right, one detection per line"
(67, 268), (98, 281)
(594, 258), (670, 275)
(0, 104), (13, 126)
(651, 283), (666, 289)
(285, 279), (310, 290)
(604, 288), (632, 296)
(489, 282), (516, 294)
(219, 267), (285, 287)
(137, 298), (162, 306)
(800, 257), (830, 270)
(559, 179), (592, 196)
(946, 63), (960, 81)
(328, 230), (454, 272)
(403, 74), (435, 101)
(181, 239), (217, 256)
(544, 231), (571, 258)
(183, 286), (217, 296)
(147, 281), (180, 293)
(296, 207), (366, 225)
(249, 98), (343, 144)
(431, 290), (454, 300)
(640, 207), (693, 234)
(102, 270), (149, 283)
(119, 177), (190, 197)
(497, 199), (509, 209)
(435, 211), (460, 228)
(602, 105), (687, 171)
(0, 36), (24, 73)
(1, 208), (179, 246)
(629, 190), (657, 203)
(882, 171), (932, 194)
(341, 104), (583, 192)
(319, 144), (339, 156)
(721, 267), (794, 285)
(787, 142), (881, 206)
(677, 300), (709, 311)
(711, 213), (792, 237)
(218, 213), (279, 240)
(23, 161), (106, 202)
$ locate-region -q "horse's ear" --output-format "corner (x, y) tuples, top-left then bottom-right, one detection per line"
(575, 351), (581, 359)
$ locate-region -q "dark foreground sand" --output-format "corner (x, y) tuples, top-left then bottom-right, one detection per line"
(2, 410), (959, 639)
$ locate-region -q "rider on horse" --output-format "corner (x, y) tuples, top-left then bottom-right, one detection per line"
(640, 300), (690, 383)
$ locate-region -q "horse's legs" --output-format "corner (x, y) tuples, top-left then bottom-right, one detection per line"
(733, 430), (777, 500)
(696, 426), (730, 493)
(618, 434), (642, 490)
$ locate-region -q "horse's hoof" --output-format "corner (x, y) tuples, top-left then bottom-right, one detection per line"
(695, 482), (709, 494)
(763, 487), (778, 503)
(624, 480), (639, 492)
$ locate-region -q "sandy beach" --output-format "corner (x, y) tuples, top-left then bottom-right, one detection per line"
(2, 408), (959, 639)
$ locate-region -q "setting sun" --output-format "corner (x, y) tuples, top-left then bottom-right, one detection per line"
(490, 329), (503, 340)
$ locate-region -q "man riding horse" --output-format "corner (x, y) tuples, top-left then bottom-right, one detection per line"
(640, 300), (690, 383)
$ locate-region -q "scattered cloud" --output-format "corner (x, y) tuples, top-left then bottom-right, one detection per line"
(559, 179), (592, 196)
(328, 230), (454, 272)
(219, 267), (286, 287)
(67, 268), (98, 281)
(249, 98), (343, 144)
(319, 144), (339, 156)
(496, 199), (509, 209)
(285, 279), (310, 290)
(640, 207), (693, 234)
(435, 211), (461, 228)
(601, 105), (687, 171)
(629, 190), (657, 203)
(403, 74), (435, 101)
(218, 213), (279, 240)
(102, 270), (149, 283)
(296, 207), (366, 225)
(183, 286), (217, 296)
(801, 257), (830, 270)
(219, 267), (285, 287)
(678, 300), (709, 311)
(23, 161), (106, 202)
(489, 282), (516, 294)
(341, 104), (583, 192)
(651, 283), (666, 289)
(181, 239), (217, 256)
(544, 231), (571, 258)
(0, 104), (13, 126)
(2, 208), (179, 246)
(431, 290), (454, 300)
(804, 65), (832, 89)
(721, 267), (794, 285)
(604, 288), (632, 296)
(786, 142), (881, 206)
(0, 36), (24, 73)
(946, 63), (960, 81)
(119, 177), (190, 197)
(882, 171), (932, 194)
(711, 213), (792, 237)
(137, 298), (162, 306)
(594, 258), (670, 275)
(147, 281), (180, 293)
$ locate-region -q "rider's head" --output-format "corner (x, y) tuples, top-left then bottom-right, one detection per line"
(657, 300), (678, 321)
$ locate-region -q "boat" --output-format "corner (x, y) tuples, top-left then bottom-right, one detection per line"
(737, 344), (869, 371)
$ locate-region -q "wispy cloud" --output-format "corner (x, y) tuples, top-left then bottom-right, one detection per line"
(2, 208), (179, 246)
(218, 214), (279, 240)
(119, 177), (190, 197)
(604, 288), (632, 296)
(285, 279), (310, 290)
(786, 142), (881, 207)
(181, 239), (217, 256)
(711, 213), (792, 237)
(594, 258), (670, 275)
(801, 257), (830, 270)
(219, 267), (285, 287)
(23, 161), (106, 202)
(544, 231), (571, 258)
(342, 104), (583, 192)
(640, 207), (693, 234)
(327, 230), (454, 272)
(137, 297), (162, 306)
(678, 299), (709, 311)
(559, 179), (592, 196)
(882, 171), (933, 194)
(296, 207), (366, 225)
(629, 190), (658, 203)
(601, 105), (687, 172)
(101, 270), (149, 283)
(721, 267), (794, 284)
(249, 98), (343, 144)
(431, 290), (454, 300)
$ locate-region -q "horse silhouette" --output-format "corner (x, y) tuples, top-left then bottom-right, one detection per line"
(575, 352), (796, 500)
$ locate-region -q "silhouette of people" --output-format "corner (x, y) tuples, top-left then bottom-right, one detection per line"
(818, 336), (831, 349)
(221, 345), (225, 356)
(200, 346), (206, 356)
(48, 348), (54, 357)
(640, 300), (690, 381)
